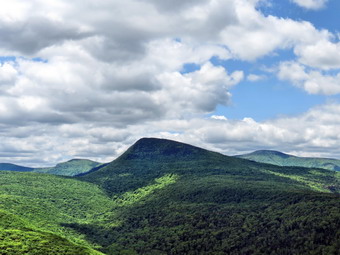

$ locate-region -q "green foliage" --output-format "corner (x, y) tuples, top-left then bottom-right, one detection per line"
(261, 169), (330, 192)
(113, 174), (179, 206)
(0, 210), (102, 255)
(0, 171), (114, 250)
(0, 138), (339, 254)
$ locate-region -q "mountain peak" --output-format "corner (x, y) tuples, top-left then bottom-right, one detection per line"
(119, 137), (212, 161)
(250, 150), (291, 158)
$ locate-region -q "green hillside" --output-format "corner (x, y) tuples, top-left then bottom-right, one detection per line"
(0, 138), (339, 254)
(0, 171), (110, 254)
(237, 150), (340, 171)
(78, 138), (340, 254)
(0, 210), (102, 255)
(0, 163), (34, 172)
(35, 159), (101, 176)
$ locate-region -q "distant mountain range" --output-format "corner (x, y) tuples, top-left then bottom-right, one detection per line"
(0, 138), (339, 254)
(0, 163), (34, 172)
(0, 159), (101, 176)
(237, 150), (340, 171)
(2, 148), (340, 177)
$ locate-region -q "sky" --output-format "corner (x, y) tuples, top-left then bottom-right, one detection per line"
(1, 0), (340, 166)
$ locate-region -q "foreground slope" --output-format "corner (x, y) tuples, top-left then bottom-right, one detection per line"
(78, 138), (340, 254)
(237, 150), (340, 171)
(0, 171), (110, 254)
(0, 210), (101, 255)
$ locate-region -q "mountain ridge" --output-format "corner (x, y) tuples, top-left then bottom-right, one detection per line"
(237, 149), (340, 171)
(0, 163), (34, 172)
(0, 159), (101, 176)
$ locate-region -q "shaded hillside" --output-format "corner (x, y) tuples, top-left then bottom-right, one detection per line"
(0, 163), (34, 172)
(237, 150), (340, 171)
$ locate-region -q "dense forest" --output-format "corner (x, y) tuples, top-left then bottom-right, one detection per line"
(0, 138), (339, 254)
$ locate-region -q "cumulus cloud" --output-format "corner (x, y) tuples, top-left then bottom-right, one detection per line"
(0, 62), (17, 85)
(290, 0), (328, 10)
(278, 61), (340, 95)
(295, 40), (340, 70)
(0, 0), (340, 166)
(149, 103), (340, 159)
(155, 62), (243, 115)
(247, 74), (266, 82)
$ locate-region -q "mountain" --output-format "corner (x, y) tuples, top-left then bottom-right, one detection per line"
(0, 138), (339, 254)
(78, 138), (340, 254)
(0, 163), (34, 172)
(0, 159), (101, 176)
(237, 150), (340, 171)
(35, 159), (101, 176)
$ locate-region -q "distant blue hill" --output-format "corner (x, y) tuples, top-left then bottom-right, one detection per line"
(0, 159), (101, 176)
(236, 150), (340, 171)
(0, 163), (34, 172)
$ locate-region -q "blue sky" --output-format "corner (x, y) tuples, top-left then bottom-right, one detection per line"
(206, 0), (340, 121)
(0, 0), (340, 165)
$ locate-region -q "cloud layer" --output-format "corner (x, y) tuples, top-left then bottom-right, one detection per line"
(0, 0), (340, 165)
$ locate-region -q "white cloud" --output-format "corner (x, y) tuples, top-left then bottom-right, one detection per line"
(291, 0), (328, 10)
(0, 0), (340, 166)
(149, 103), (340, 158)
(278, 61), (340, 95)
(295, 40), (340, 70)
(247, 74), (265, 82)
(155, 62), (243, 115)
(0, 63), (17, 85)
(211, 115), (228, 120)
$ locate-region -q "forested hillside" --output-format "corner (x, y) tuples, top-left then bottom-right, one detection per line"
(0, 138), (339, 254)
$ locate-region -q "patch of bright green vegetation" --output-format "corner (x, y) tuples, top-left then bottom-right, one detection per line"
(0, 210), (103, 255)
(113, 174), (179, 206)
(261, 169), (329, 192)
(0, 171), (114, 250)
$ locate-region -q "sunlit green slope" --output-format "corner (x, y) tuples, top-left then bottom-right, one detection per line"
(237, 150), (340, 171)
(0, 171), (111, 254)
(0, 210), (102, 255)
